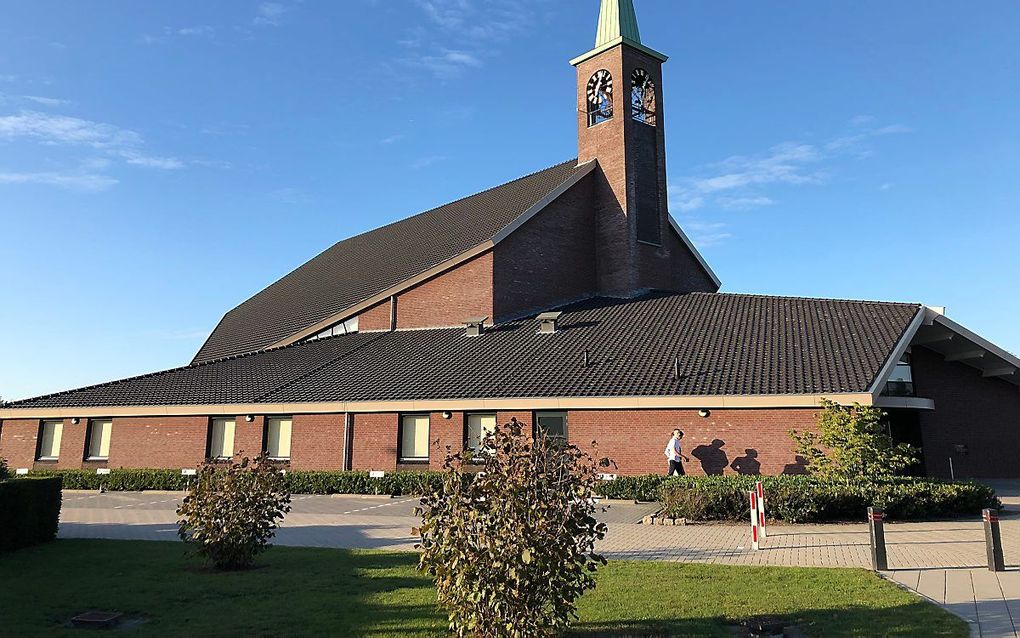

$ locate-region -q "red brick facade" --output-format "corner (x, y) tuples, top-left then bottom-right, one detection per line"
(1, 408), (819, 477)
(911, 346), (1020, 479)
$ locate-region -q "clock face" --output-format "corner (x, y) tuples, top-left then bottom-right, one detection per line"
(587, 69), (613, 106)
(633, 68), (653, 93)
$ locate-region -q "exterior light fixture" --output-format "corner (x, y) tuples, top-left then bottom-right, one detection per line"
(442, 411), (453, 420)
(698, 409), (711, 418)
(71, 417), (81, 425)
(245, 415), (255, 423)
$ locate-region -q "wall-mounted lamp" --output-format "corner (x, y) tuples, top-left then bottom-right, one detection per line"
(442, 411), (453, 420)
(245, 415), (255, 423)
(71, 417), (80, 425)
(698, 409), (711, 418)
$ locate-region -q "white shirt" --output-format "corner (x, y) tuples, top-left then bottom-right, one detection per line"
(664, 437), (682, 461)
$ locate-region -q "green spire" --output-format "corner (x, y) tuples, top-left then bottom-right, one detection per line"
(571, 0), (666, 66)
(595, 0), (641, 47)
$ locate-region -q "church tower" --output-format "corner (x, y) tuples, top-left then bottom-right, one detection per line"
(572, 0), (719, 297)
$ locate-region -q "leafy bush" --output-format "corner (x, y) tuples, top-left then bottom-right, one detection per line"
(790, 399), (918, 482)
(0, 457), (9, 481)
(0, 477), (62, 551)
(657, 475), (1000, 523)
(417, 418), (610, 637)
(177, 456), (292, 570)
(593, 474), (666, 501)
(28, 468), (192, 491)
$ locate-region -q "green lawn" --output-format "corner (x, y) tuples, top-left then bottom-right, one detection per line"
(0, 540), (965, 637)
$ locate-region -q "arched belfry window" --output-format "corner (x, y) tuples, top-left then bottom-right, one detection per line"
(586, 69), (614, 127)
(631, 69), (656, 126)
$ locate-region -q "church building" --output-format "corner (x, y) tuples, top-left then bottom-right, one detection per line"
(2, 1), (1018, 478)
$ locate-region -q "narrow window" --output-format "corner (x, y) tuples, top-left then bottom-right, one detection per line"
(86, 419), (112, 460)
(37, 420), (63, 460)
(535, 411), (567, 442)
(465, 413), (497, 454)
(266, 417), (292, 460)
(631, 69), (657, 125)
(209, 418), (236, 460)
(884, 354), (915, 397)
(586, 69), (614, 127)
(399, 414), (430, 463)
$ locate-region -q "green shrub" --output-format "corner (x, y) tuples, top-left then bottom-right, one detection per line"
(657, 475), (1000, 523)
(417, 418), (610, 636)
(0, 457), (9, 481)
(26, 468), (447, 495)
(0, 477), (62, 551)
(594, 474), (666, 501)
(177, 456), (292, 570)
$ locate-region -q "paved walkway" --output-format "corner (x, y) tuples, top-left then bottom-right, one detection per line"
(57, 490), (1020, 636)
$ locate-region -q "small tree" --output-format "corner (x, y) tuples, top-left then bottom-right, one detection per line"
(790, 399), (918, 483)
(416, 418), (611, 637)
(177, 455), (292, 570)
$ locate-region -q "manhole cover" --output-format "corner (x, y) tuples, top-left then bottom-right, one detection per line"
(71, 611), (123, 629)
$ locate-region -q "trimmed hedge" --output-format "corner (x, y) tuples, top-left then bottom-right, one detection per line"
(656, 475), (1001, 523)
(27, 469), (448, 496)
(22, 469), (1001, 523)
(0, 477), (62, 551)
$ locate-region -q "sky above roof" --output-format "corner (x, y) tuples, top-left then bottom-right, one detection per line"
(1, 1), (1018, 401)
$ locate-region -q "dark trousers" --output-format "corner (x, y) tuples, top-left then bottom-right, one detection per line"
(668, 459), (685, 476)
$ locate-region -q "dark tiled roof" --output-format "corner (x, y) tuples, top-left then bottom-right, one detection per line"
(11, 293), (920, 409)
(193, 159), (586, 364)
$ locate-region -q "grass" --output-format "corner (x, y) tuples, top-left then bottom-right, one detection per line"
(0, 540), (966, 637)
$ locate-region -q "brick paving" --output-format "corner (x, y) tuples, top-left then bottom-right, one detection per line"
(57, 490), (1020, 636)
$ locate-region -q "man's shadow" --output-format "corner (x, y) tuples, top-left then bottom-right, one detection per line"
(730, 449), (761, 475)
(691, 439), (728, 475)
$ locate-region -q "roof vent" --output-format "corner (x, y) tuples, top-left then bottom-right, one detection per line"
(464, 316), (488, 337)
(538, 311), (563, 334)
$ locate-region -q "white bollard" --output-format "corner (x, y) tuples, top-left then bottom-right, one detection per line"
(749, 490), (761, 551)
(755, 480), (767, 539)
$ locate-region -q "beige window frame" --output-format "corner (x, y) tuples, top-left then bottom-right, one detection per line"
(399, 414), (430, 463)
(37, 420), (63, 460)
(209, 418), (236, 460)
(465, 413), (498, 453)
(86, 419), (112, 460)
(265, 416), (292, 460)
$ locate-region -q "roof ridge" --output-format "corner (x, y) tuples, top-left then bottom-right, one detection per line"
(697, 291), (922, 307)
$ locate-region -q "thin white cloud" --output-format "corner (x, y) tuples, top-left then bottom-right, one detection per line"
(0, 170), (118, 192)
(717, 196), (775, 210)
(0, 75), (16, 83)
(400, 0), (532, 79)
(411, 155), (448, 170)
(19, 95), (71, 107)
(254, 2), (288, 27)
(681, 221), (733, 248)
(117, 150), (186, 170)
(177, 25), (215, 36)
(380, 134), (405, 145)
(0, 110), (142, 148)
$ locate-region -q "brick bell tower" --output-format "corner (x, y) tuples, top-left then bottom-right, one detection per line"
(572, 0), (719, 297)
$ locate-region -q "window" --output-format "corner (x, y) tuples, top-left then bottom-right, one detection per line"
(586, 69), (614, 127)
(265, 417), (292, 460)
(631, 68), (657, 125)
(465, 413), (497, 453)
(399, 414), (430, 462)
(86, 420), (112, 460)
(37, 420), (63, 460)
(535, 411), (567, 442)
(884, 354), (915, 397)
(209, 418), (236, 460)
(307, 316), (359, 342)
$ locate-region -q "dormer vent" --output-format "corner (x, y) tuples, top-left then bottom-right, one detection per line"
(538, 312), (563, 334)
(464, 316), (488, 337)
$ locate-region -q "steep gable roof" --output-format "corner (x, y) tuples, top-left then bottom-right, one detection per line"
(193, 159), (589, 364)
(9, 293), (922, 411)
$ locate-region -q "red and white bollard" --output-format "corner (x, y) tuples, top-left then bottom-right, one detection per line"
(755, 480), (767, 539)
(749, 490), (761, 551)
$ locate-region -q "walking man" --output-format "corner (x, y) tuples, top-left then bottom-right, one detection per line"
(664, 429), (690, 476)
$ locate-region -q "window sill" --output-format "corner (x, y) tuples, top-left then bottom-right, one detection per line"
(398, 459), (429, 465)
(36, 458), (59, 463)
(85, 457), (109, 462)
(266, 457), (291, 463)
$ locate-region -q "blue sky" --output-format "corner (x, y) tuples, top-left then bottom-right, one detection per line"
(1, 1), (1018, 401)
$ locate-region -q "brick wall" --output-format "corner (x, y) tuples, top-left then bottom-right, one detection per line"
(912, 346), (1020, 479)
(107, 417), (208, 469)
(359, 300), (391, 331)
(493, 176), (598, 321)
(566, 409), (817, 476)
(351, 413), (399, 472)
(290, 413), (344, 471)
(0, 419), (40, 470)
(429, 411), (464, 470)
(58, 418), (89, 469)
(395, 252), (493, 329)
